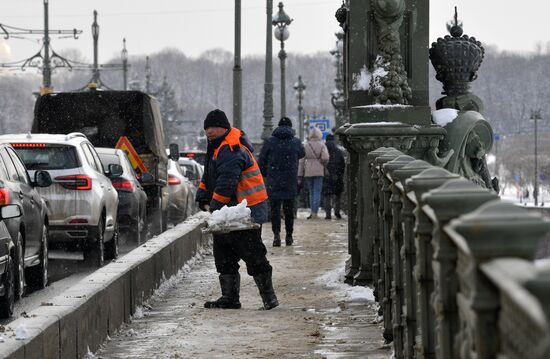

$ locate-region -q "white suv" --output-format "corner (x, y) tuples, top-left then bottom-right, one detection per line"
(0, 133), (120, 266)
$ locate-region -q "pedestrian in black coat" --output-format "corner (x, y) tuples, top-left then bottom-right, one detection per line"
(259, 117), (305, 246)
(323, 134), (346, 219)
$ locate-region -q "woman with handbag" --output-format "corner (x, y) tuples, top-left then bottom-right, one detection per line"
(298, 127), (330, 219)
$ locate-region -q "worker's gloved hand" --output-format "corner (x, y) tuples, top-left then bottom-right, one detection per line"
(199, 202), (210, 212)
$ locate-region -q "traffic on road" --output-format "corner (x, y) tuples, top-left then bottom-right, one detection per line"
(0, 89), (200, 319)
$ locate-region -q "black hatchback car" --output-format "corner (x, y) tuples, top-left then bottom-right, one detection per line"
(96, 148), (148, 244)
(0, 143), (52, 317)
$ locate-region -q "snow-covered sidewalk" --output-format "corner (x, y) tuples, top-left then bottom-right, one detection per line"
(95, 210), (390, 358)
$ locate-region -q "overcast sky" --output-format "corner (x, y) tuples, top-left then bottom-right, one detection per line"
(1, 0), (549, 64)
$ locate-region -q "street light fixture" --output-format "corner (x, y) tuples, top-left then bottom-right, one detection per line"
(531, 109), (544, 206)
(272, 2), (292, 119)
(121, 38), (128, 90)
(293, 75), (306, 141)
(330, 30), (345, 128)
(91, 10), (99, 84)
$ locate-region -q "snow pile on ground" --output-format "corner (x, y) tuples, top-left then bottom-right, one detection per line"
(15, 324), (27, 340)
(432, 108), (459, 126)
(315, 266), (375, 302)
(205, 200), (259, 233)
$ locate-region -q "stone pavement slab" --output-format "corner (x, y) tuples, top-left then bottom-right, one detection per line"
(95, 211), (391, 358)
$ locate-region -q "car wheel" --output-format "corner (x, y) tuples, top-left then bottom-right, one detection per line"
(15, 233), (25, 300)
(84, 215), (105, 267)
(28, 224), (48, 289)
(104, 223), (119, 260)
(0, 255), (15, 318)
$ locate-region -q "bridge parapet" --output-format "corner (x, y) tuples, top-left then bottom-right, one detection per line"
(363, 147), (550, 359)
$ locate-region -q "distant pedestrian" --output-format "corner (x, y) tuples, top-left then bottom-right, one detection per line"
(196, 109), (278, 310)
(322, 134), (345, 219)
(299, 127), (329, 219)
(259, 117), (305, 247)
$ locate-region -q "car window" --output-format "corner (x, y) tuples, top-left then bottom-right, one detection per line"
(98, 153), (120, 168)
(14, 145), (80, 170)
(119, 153), (138, 180)
(6, 148), (30, 184)
(0, 153), (9, 180)
(87, 144), (105, 173)
(80, 143), (99, 171)
(0, 148), (21, 182)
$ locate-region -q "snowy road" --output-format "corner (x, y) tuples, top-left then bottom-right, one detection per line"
(0, 237), (139, 326)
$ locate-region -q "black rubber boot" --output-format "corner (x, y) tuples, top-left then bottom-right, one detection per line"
(253, 270), (279, 310)
(273, 233), (281, 247)
(285, 234), (293, 246)
(204, 274), (242, 309)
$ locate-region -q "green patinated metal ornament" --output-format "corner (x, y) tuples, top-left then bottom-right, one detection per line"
(370, 0), (412, 105)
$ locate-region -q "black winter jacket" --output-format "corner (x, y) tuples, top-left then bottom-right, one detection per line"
(196, 129), (268, 223)
(258, 126), (305, 200)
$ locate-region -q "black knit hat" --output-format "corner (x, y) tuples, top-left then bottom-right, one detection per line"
(278, 117), (293, 128)
(204, 109), (231, 130)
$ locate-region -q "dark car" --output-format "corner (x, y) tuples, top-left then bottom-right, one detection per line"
(0, 144), (52, 306)
(0, 204), (24, 318)
(97, 148), (148, 244)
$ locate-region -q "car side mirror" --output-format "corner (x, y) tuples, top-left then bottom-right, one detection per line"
(0, 204), (21, 219)
(140, 172), (155, 184)
(169, 143), (179, 161)
(34, 170), (53, 187)
(108, 164), (124, 178)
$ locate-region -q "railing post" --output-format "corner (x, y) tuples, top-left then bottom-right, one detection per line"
(367, 147), (391, 301)
(384, 155), (416, 358)
(375, 149), (404, 343)
(422, 179), (498, 359)
(405, 167), (460, 358)
(448, 200), (550, 359)
(392, 160), (436, 358)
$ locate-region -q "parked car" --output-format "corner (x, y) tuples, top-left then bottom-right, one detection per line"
(179, 150), (206, 166)
(96, 148), (149, 244)
(167, 159), (195, 225)
(0, 143), (52, 302)
(0, 133), (122, 267)
(0, 204), (23, 318)
(177, 157), (203, 189)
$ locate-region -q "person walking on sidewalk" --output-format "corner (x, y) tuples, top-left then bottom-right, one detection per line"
(259, 117), (305, 247)
(322, 134), (346, 219)
(298, 127), (329, 219)
(196, 109), (279, 310)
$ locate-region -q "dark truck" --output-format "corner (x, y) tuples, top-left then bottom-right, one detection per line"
(32, 90), (179, 235)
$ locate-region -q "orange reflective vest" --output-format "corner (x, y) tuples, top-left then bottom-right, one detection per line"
(211, 128), (268, 206)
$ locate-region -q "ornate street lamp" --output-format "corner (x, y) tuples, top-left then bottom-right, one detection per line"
(121, 38), (128, 90)
(293, 75), (306, 141)
(330, 30), (345, 128)
(91, 10), (99, 84)
(272, 2), (292, 119)
(145, 55), (151, 94)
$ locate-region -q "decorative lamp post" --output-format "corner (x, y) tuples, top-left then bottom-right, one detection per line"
(272, 2), (292, 119)
(293, 75), (306, 141)
(330, 30), (345, 128)
(261, 0), (274, 141)
(145, 56), (151, 94)
(531, 109), (543, 206)
(91, 10), (99, 84)
(121, 38), (128, 90)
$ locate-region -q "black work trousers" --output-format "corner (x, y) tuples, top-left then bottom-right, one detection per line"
(324, 193), (342, 216)
(213, 228), (272, 276)
(269, 198), (295, 236)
